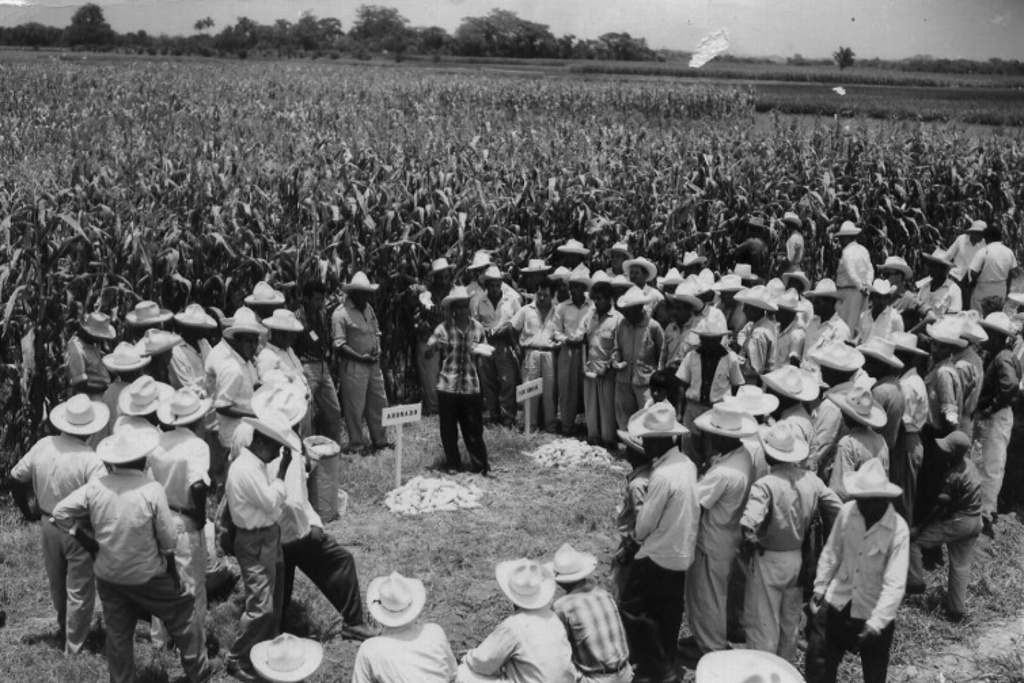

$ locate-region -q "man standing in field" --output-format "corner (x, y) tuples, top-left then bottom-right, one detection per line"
(946, 220), (987, 300)
(800, 280), (850, 379)
(968, 223), (1018, 312)
(911, 249), (962, 333)
(473, 265), (522, 427)
(581, 277), (622, 448)
(781, 212), (805, 274)
(334, 271), (390, 454)
(834, 222), (874, 333)
(500, 280), (560, 433)
(66, 311), (115, 399)
(611, 287), (663, 431)
(735, 285), (777, 386)
(205, 307), (264, 458)
(413, 258), (454, 416)
(553, 265), (593, 435)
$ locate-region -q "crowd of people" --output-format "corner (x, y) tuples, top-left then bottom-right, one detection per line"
(3, 212), (1023, 683)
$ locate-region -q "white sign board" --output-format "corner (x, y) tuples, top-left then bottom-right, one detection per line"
(382, 403), (422, 427)
(516, 379), (543, 403)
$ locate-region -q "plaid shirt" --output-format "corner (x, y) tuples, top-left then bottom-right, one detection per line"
(430, 319), (486, 395)
(552, 587), (630, 676)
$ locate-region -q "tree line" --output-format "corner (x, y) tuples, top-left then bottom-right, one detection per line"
(0, 3), (660, 61)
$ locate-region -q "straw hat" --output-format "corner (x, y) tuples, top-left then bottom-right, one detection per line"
(731, 263), (757, 283)
(467, 251), (493, 271)
(481, 265), (504, 282)
(223, 307), (268, 340)
(926, 317), (968, 349)
(878, 256), (914, 280)
(50, 394), (110, 436)
(367, 572), (427, 628)
(697, 269), (716, 288)
(980, 311), (1017, 338)
(430, 257), (454, 274)
(549, 266), (571, 282)
(97, 428), (160, 466)
(135, 329), (184, 357)
(616, 287), (650, 310)
(781, 271), (811, 291)
(242, 409), (302, 452)
(921, 248), (954, 268)
(967, 220), (988, 234)
(658, 268), (684, 290)
(835, 221), (862, 237)
(805, 278), (842, 299)
(766, 277), (787, 301)
(843, 458), (902, 499)
(557, 239), (590, 256)
(723, 385), (779, 416)
(521, 259), (552, 274)
(567, 265), (592, 286)
(775, 289), (802, 312)
(623, 257), (658, 282)
(627, 403), (689, 440)
(79, 311), (116, 340)
(263, 309), (304, 333)
(157, 388), (213, 427)
(103, 342), (151, 373)
(891, 331), (928, 357)
(244, 282), (286, 307)
(809, 342), (865, 372)
(125, 300), (173, 327)
(758, 421), (809, 463)
(694, 315), (728, 338)
(442, 286), (473, 307)
(112, 415), (158, 437)
(495, 559), (557, 610)
(252, 383), (308, 427)
(954, 311), (988, 344)
(669, 281), (705, 311)
(935, 431), (972, 461)
(681, 251), (707, 268)
(782, 212), (802, 228)
(174, 303), (217, 330)
(696, 649), (804, 683)
(544, 543), (599, 583)
(610, 274), (632, 291)
(694, 404), (758, 438)
(830, 387), (887, 429)
(343, 271), (379, 293)
(868, 279), (894, 297)
(251, 634), (324, 683)
(762, 366), (820, 402)
(1008, 292), (1024, 308)
(606, 241), (632, 258)
(588, 271), (610, 289)
(735, 285), (779, 312)
(857, 337), (905, 370)
(119, 376), (174, 417)
(711, 274), (745, 293)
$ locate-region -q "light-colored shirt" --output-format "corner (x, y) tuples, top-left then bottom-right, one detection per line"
(836, 242), (874, 290)
(169, 342), (210, 398)
(612, 314), (663, 387)
(898, 368), (929, 433)
(552, 299), (592, 343)
(954, 346), (984, 424)
(257, 344), (310, 394)
(660, 319), (697, 370)
(271, 451), (322, 545)
(856, 307), (904, 344)
(205, 340), (258, 448)
(946, 234), (984, 282)
(808, 384), (852, 475)
(677, 347), (744, 404)
(741, 464), (842, 552)
(467, 281), (521, 308)
(635, 447), (700, 571)
(334, 300), (381, 356)
(10, 435), (106, 514)
(917, 279), (962, 317)
(775, 319), (806, 368)
(740, 316), (776, 380)
(225, 448), (286, 530)
(815, 501), (909, 633)
(472, 293), (521, 334)
(463, 609), (576, 683)
(829, 428), (890, 500)
(786, 232), (805, 265)
(970, 241), (1017, 282)
(148, 429), (210, 511)
(697, 446), (754, 561)
(926, 358), (963, 430)
(802, 314), (851, 374)
(65, 334), (110, 388)
(53, 469), (177, 585)
(582, 309), (622, 376)
(353, 622), (457, 683)
(617, 463), (652, 538)
(872, 376), (906, 453)
(778, 403), (814, 446)
(507, 303), (558, 349)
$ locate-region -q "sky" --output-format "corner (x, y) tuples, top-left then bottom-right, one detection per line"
(0, 0), (1021, 61)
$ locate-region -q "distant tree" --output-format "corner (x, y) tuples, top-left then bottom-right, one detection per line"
(350, 5), (410, 53)
(194, 17), (214, 34)
(453, 9), (556, 58)
(414, 26), (451, 54)
(65, 3), (115, 47)
(598, 32), (656, 61)
(1, 22), (63, 48)
(833, 46), (855, 70)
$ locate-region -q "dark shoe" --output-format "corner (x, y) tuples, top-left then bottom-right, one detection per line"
(905, 582), (926, 595)
(944, 609), (966, 623)
(921, 546), (944, 571)
(372, 442), (395, 453)
(677, 636), (705, 661)
(982, 516), (996, 539)
(339, 622), (377, 642)
(226, 659), (258, 683)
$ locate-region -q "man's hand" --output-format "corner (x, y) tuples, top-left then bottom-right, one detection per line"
(740, 531), (763, 557)
(309, 526), (325, 543)
(857, 623), (881, 649)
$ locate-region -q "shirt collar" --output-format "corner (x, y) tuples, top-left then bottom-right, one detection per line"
(851, 500), (899, 534)
(652, 446), (682, 468)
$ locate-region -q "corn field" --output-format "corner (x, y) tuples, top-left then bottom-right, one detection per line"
(1, 58), (1023, 464)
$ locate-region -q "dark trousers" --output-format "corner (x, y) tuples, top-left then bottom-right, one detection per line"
(619, 556), (686, 679)
(97, 573), (209, 683)
(438, 390), (489, 473)
(282, 530), (365, 629)
(806, 602), (895, 683)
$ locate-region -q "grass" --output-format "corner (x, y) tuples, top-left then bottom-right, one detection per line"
(2, 418), (1023, 682)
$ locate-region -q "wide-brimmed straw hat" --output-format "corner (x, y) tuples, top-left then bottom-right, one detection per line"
(696, 649), (805, 683)
(967, 220), (988, 234)
(955, 310), (989, 344)
(343, 271), (380, 293)
(980, 311), (1017, 338)
(557, 239), (590, 256)
(835, 221), (862, 238)
(544, 543), (599, 583)
(430, 257), (454, 274)
(712, 274), (745, 293)
(442, 285), (473, 307)
(495, 559), (557, 610)
(627, 403), (689, 440)
(766, 278), (786, 301)
(481, 265), (504, 282)
(548, 266), (570, 282)
(681, 251), (707, 268)
(251, 634), (324, 683)
(891, 331), (928, 357)
(805, 278), (842, 299)
(775, 289), (802, 312)
(843, 458), (902, 499)
(610, 274), (632, 291)
(830, 387), (887, 429)
(935, 431), (972, 461)
(658, 268), (684, 290)
(521, 259), (552, 274)
(616, 286), (650, 310)
(567, 265), (592, 286)
(252, 383), (308, 427)
(174, 303), (217, 329)
(589, 271), (611, 288)
(921, 248), (954, 268)
(758, 421), (809, 463)
(606, 241), (632, 258)
(735, 285), (778, 312)
(694, 315), (729, 337)
(262, 309), (304, 333)
(223, 307), (268, 340)
(762, 366), (820, 402)
(244, 281), (286, 307)
(135, 329), (184, 357)
(694, 404), (758, 438)
(119, 376), (174, 417)
(781, 271), (811, 291)
(878, 256), (914, 280)
(103, 342), (151, 373)
(782, 212), (802, 228)
(50, 394), (110, 436)
(367, 572), (427, 628)
(125, 300), (173, 327)
(868, 279), (894, 297)
(926, 317), (968, 349)
(731, 263), (758, 283)
(810, 342), (865, 373)
(669, 281), (705, 311)
(79, 311), (117, 340)
(97, 428), (160, 466)
(623, 257), (658, 283)
(242, 408), (302, 452)
(857, 337), (904, 370)
(723, 385), (779, 417)
(468, 251), (493, 271)
(157, 388), (212, 427)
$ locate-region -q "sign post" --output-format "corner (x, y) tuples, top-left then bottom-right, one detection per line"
(382, 403), (423, 487)
(516, 378), (544, 437)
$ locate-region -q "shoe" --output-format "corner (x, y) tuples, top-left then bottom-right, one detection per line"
(372, 442), (395, 453)
(944, 609), (966, 623)
(677, 637), (705, 661)
(982, 516), (996, 539)
(339, 622), (378, 642)
(905, 582), (926, 595)
(226, 658), (259, 683)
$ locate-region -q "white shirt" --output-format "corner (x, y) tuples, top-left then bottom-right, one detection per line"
(170, 343), (210, 398)
(225, 449), (286, 529)
(205, 340), (258, 448)
(257, 343), (310, 394)
(917, 278), (962, 316)
(856, 306), (904, 344)
(10, 435), (106, 514)
(970, 241), (1017, 282)
(635, 447), (700, 571)
(462, 609), (576, 683)
(353, 623), (457, 683)
(836, 242), (874, 290)
(697, 447), (754, 561)
(271, 451), (322, 545)
(802, 314), (851, 374)
(786, 232), (805, 265)
(898, 367), (929, 433)
(946, 234), (984, 282)
(148, 428), (211, 511)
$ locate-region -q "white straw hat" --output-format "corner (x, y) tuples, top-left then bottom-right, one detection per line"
(711, 274), (745, 293)
(135, 329), (184, 357)
(343, 271), (380, 293)
(251, 634), (324, 683)
(857, 337), (904, 370)
(758, 421), (809, 463)
(223, 306), (268, 340)
(616, 286), (650, 310)
(868, 279), (895, 297)
(669, 280), (705, 311)
(891, 331), (928, 357)
(843, 458), (902, 499)
(481, 265), (504, 282)
(544, 543), (599, 583)
(549, 266), (570, 282)
(244, 281), (286, 306)
(467, 251), (493, 271)
(557, 239), (590, 256)
(118, 376), (174, 417)
(49, 394), (110, 436)
(442, 285), (473, 307)
(696, 650), (804, 683)
(731, 263), (757, 282)
(96, 428), (160, 466)
(781, 271), (811, 291)
(623, 257), (658, 282)
(242, 409), (303, 452)
(954, 310), (989, 344)
(658, 268), (684, 290)
(693, 404), (758, 438)
(174, 303), (217, 329)
(627, 403), (689, 440)
(606, 241), (632, 258)
(835, 221), (862, 237)
(125, 300), (173, 327)
(694, 315), (729, 338)
(103, 342), (151, 373)
(156, 388), (212, 427)
(805, 278), (842, 299)
(567, 265), (592, 286)
(980, 311), (1017, 338)
(681, 251), (707, 268)
(262, 309), (304, 333)
(430, 257), (454, 274)
(921, 248), (954, 268)
(762, 366), (820, 402)
(878, 256), (914, 280)
(252, 383), (308, 427)
(967, 220), (988, 234)
(775, 289), (802, 312)
(926, 317), (968, 349)
(722, 385), (779, 417)
(830, 386), (887, 429)
(809, 342), (865, 372)
(367, 572), (427, 628)
(495, 559), (556, 610)
(735, 285), (779, 312)
(521, 259), (552, 274)
(79, 311), (117, 340)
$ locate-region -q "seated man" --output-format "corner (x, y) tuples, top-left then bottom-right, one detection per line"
(457, 559), (576, 683)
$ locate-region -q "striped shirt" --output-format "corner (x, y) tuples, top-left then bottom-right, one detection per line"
(430, 319), (486, 395)
(552, 587), (630, 677)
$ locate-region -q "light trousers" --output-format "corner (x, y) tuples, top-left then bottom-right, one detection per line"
(891, 430), (924, 524)
(41, 520), (96, 654)
(836, 288), (866, 334)
(909, 514), (982, 616)
(973, 407), (1013, 516)
(557, 345), (585, 433)
(228, 525), (284, 665)
(970, 280), (1005, 313)
(304, 359), (344, 520)
(584, 374), (617, 444)
(614, 383), (651, 431)
(743, 548), (803, 662)
(685, 545), (736, 652)
(153, 514), (207, 649)
(339, 359), (388, 450)
(522, 349), (557, 432)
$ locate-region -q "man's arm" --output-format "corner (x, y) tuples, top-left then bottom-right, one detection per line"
(813, 504), (847, 598)
(463, 619), (517, 676)
(634, 472), (668, 542)
(865, 520), (910, 634)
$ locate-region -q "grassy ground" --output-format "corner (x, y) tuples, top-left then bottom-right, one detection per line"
(1, 417), (1023, 682)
